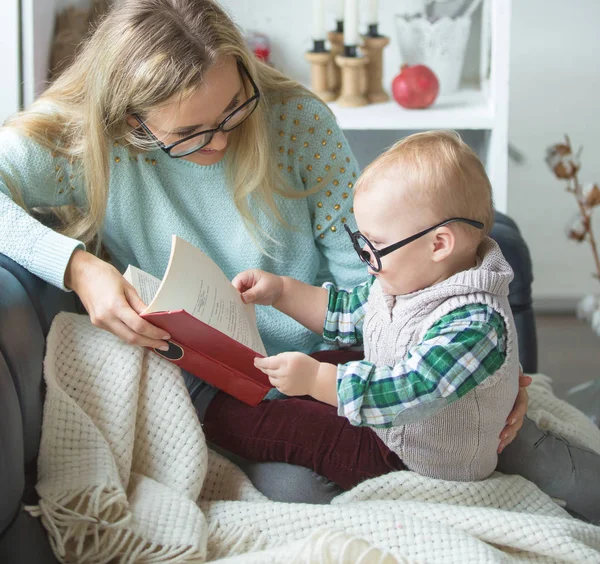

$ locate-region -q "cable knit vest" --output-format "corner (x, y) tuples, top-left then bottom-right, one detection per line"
(366, 238), (519, 481)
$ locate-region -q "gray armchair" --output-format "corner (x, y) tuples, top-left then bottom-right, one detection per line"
(0, 211), (538, 563)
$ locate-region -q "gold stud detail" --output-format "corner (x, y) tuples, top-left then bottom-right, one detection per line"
(340, 167), (346, 173)
(304, 141), (309, 148)
(288, 148), (294, 155)
(291, 135), (297, 141)
(279, 130), (285, 136)
(294, 119), (300, 126)
(321, 140), (327, 146)
(151, 159), (157, 165)
(341, 217), (347, 223)
(279, 146), (285, 153)
(114, 157), (120, 163)
(70, 185), (76, 191)
(325, 190), (332, 197)
(307, 164), (313, 171)
(278, 163), (284, 169)
(352, 172), (356, 178)
(337, 142), (342, 149)
(333, 180), (339, 186)
(326, 214), (332, 221)
(280, 114), (286, 120)
(346, 157), (350, 163)
(308, 127), (315, 134)
(334, 204), (341, 210)
(317, 177), (323, 183)
(348, 182), (354, 188)
(350, 207), (354, 213)
(314, 153), (321, 159)
(317, 201), (323, 208)
(114, 140), (119, 146)
(342, 192), (349, 199)
(58, 176), (64, 183)
(58, 188), (64, 194)
(331, 153), (337, 160)
(316, 224), (322, 230)
(145, 158), (150, 163)
(55, 165), (60, 171)
(320, 233), (325, 239)
(287, 165), (293, 172)
(331, 226), (337, 232)
(302, 177), (307, 183)
(314, 114), (320, 120)
(325, 165), (331, 171)
(327, 129), (332, 135)
(299, 156), (304, 161)
(297, 103), (304, 110)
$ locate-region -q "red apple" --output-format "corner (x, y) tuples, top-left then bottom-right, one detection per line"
(392, 64), (440, 109)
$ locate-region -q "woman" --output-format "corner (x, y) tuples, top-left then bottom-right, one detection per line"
(0, 0), (591, 514)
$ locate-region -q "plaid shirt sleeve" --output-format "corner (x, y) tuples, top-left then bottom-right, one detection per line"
(322, 278), (374, 347)
(336, 303), (508, 428)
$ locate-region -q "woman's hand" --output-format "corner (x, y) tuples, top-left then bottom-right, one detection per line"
(232, 269), (283, 306)
(65, 249), (171, 350)
(498, 371), (532, 454)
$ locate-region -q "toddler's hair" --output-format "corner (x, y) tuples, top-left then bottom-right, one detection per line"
(355, 130), (494, 239)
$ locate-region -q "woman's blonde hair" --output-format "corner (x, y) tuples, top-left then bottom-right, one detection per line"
(356, 130), (495, 239)
(4, 0), (320, 251)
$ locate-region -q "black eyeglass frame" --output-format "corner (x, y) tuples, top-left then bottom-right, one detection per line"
(132, 61), (261, 158)
(344, 217), (484, 272)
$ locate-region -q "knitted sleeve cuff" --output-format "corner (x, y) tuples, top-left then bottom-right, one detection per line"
(30, 229), (85, 291)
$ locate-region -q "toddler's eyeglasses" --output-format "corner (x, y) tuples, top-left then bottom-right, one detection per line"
(344, 218), (484, 272)
(132, 62), (260, 158)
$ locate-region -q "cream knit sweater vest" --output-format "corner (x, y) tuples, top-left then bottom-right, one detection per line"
(365, 238), (519, 481)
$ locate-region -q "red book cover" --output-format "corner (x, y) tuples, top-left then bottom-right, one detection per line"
(142, 310), (270, 406)
(123, 236), (272, 406)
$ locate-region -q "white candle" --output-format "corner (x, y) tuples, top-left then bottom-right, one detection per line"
(335, 0), (344, 21)
(367, 0), (378, 25)
(343, 0), (359, 46)
(312, 0), (326, 41)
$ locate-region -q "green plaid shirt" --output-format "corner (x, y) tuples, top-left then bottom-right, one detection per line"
(323, 281), (507, 428)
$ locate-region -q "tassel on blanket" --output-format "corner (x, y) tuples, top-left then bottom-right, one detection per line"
(25, 485), (204, 564)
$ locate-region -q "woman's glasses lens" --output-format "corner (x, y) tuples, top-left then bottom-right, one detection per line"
(169, 97), (259, 157)
(222, 98), (259, 132)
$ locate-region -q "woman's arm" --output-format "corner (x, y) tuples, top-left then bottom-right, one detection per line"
(0, 128), (85, 289)
(279, 97), (367, 288)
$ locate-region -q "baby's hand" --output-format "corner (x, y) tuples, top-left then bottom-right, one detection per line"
(254, 352), (320, 396)
(232, 269), (283, 306)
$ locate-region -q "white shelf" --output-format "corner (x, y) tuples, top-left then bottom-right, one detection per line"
(328, 88), (494, 131)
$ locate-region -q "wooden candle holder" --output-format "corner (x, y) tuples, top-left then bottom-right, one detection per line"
(361, 35), (390, 103)
(335, 54), (369, 107)
(327, 31), (344, 96)
(304, 51), (337, 102)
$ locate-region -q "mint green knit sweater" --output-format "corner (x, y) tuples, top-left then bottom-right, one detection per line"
(0, 96), (366, 355)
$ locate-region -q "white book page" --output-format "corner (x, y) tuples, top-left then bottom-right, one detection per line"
(143, 235), (267, 356)
(123, 265), (162, 306)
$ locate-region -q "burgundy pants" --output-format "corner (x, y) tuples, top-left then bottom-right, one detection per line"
(202, 350), (405, 490)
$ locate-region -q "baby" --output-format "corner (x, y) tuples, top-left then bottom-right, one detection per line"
(233, 130), (519, 481)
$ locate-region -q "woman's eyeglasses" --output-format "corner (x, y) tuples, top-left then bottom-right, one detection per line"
(344, 218), (484, 272)
(132, 62), (260, 158)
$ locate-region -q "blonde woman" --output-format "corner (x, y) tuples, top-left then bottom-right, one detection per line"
(1, 0), (536, 504)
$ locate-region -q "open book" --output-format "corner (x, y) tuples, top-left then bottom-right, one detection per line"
(124, 235), (271, 406)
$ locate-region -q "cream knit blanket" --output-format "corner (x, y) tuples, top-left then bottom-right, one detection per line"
(28, 313), (600, 563)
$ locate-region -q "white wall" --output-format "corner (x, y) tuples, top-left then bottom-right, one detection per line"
(22, 0), (93, 106)
(0, 0), (21, 123)
(508, 0), (600, 306)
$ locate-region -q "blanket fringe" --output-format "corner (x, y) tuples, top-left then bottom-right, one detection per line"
(206, 519), (270, 560)
(25, 486), (204, 564)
